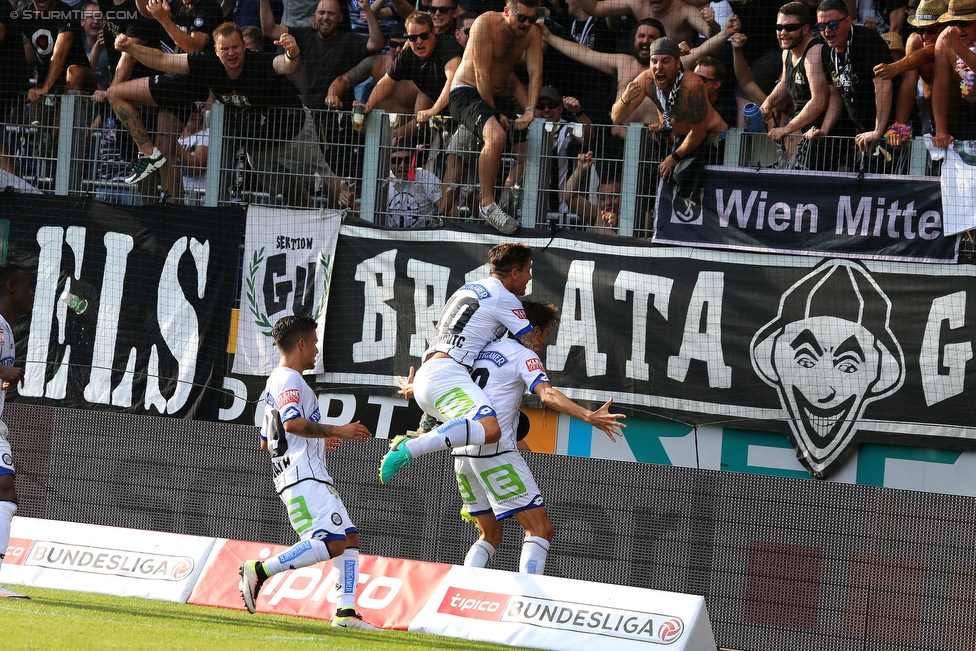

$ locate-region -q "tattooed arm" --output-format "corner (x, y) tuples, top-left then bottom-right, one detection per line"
(659, 74), (712, 180)
(283, 416), (373, 441)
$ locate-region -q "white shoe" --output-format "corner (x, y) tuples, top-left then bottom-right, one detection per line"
(238, 561), (264, 614)
(0, 584), (29, 599)
(124, 147), (166, 185)
(481, 203), (520, 235)
(332, 611), (380, 630)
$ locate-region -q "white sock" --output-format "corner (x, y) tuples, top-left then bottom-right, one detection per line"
(480, 203), (495, 215)
(263, 538), (331, 575)
(519, 536), (550, 575)
(464, 540), (496, 568)
(334, 548), (359, 610)
(404, 418), (487, 457)
(0, 501), (15, 574)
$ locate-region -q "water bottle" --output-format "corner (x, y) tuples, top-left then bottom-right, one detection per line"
(61, 290), (88, 314)
(743, 102), (764, 133)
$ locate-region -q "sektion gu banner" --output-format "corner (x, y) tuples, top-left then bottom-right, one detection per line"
(320, 223), (976, 478)
(3, 195), (245, 421)
(232, 206), (342, 376)
(653, 167), (958, 263)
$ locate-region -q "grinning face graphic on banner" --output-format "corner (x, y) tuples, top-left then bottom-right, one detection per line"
(750, 260), (905, 478)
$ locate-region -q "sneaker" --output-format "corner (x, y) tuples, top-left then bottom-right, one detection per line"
(481, 203), (520, 235)
(332, 611), (380, 630)
(378, 435), (413, 484)
(0, 585), (29, 599)
(125, 147), (166, 185)
(238, 560), (265, 614)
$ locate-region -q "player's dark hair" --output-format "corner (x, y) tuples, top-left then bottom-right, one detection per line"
(696, 56), (725, 80)
(522, 300), (559, 330)
(0, 263), (27, 291)
(779, 1), (811, 22)
(636, 17), (666, 38)
(272, 315), (317, 352)
(816, 0), (848, 17)
(488, 242), (533, 276)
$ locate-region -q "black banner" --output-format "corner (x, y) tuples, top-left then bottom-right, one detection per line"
(654, 167), (959, 263)
(321, 223), (976, 477)
(4, 195), (245, 421)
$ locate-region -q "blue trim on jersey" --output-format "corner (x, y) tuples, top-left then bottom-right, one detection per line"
(0, 468), (14, 477)
(281, 404), (302, 421)
(472, 406), (497, 421)
(495, 494), (546, 520)
(460, 282), (490, 298)
(512, 324), (534, 339)
(527, 373), (549, 393)
(476, 350), (509, 367)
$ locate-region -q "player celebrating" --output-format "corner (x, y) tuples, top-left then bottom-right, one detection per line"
(0, 263), (34, 599)
(397, 301), (625, 574)
(378, 242), (543, 484)
(239, 315), (378, 629)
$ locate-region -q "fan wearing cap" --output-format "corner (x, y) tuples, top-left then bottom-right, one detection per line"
(874, 0), (946, 145)
(611, 37), (727, 183)
(386, 141), (442, 227)
(931, 0), (976, 148)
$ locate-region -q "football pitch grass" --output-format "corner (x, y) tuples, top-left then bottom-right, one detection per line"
(1, 586), (533, 651)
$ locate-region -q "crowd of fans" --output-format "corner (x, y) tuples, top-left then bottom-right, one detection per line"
(0, 0), (968, 232)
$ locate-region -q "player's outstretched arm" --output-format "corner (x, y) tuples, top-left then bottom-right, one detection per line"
(534, 385), (625, 441)
(284, 417), (373, 444)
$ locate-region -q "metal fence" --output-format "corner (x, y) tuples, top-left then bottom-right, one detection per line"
(1, 92), (942, 240)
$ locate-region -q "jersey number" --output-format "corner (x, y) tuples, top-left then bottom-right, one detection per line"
(436, 295), (480, 336)
(471, 367), (490, 389)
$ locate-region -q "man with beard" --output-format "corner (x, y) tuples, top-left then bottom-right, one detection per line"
(574, 0), (716, 48)
(612, 37), (726, 202)
(873, 0), (945, 145)
(760, 2), (831, 141)
(446, 0), (544, 234)
(812, 0), (893, 156)
(543, 18), (739, 129)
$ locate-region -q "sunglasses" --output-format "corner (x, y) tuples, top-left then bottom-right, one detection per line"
(512, 10), (537, 23)
(460, 26), (471, 34)
(775, 22), (803, 32)
(427, 5), (452, 13)
(699, 75), (721, 83)
(406, 30), (432, 41)
(816, 18), (846, 31)
(537, 101), (560, 109)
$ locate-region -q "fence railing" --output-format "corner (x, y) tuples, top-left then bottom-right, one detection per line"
(1, 93), (941, 240)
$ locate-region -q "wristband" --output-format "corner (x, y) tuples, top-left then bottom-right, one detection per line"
(285, 51), (300, 61)
(671, 150), (683, 162)
(523, 105), (535, 112)
(885, 122), (912, 141)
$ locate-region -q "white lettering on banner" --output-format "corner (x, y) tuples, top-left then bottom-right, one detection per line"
(219, 376), (248, 421)
(921, 292), (973, 406)
(667, 272), (732, 388)
(502, 595), (684, 644)
(85, 231), (135, 404)
(262, 566), (396, 608)
(24, 542), (194, 581)
(318, 393), (357, 424)
(358, 575), (402, 609)
(407, 259), (451, 357)
(546, 260), (607, 376)
(835, 197), (941, 240)
(367, 395), (411, 439)
(614, 271), (674, 382)
(717, 189), (819, 233)
(353, 250), (397, 362)
(23, 226), (73, 398)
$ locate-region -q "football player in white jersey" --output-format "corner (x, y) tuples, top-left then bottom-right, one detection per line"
(379, 242), (545, 483)
(239, 315), (379, 629)
(0, 263), (34, 599)
(398, 301), (625, 575)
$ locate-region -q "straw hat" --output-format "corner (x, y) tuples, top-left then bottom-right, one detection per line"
(881, 31), (905, 51)
(938, 0), (976, 23)
(909, 0), (947, 25)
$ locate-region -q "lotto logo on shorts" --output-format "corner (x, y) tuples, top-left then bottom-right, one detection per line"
(525, 358), (543, 373)
(276, 389), (300, 407)
(435, 388), (476, 419)
(438, 587), (508, 621)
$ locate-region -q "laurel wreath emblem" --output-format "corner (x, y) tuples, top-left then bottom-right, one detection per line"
(246, 247), (333, 338)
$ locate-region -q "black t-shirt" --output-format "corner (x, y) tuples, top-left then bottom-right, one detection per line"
(289, 27), (370, 109)
(821, 25), (893, 133)
(152, 0), (224, 53)
(728, 0), (780, 64)
(0, 6), (30, 96)
(100, 0), (157, 78)
(187, 50), (305, 141)
(543, 16), (617, 124)
(387, 35), (461, 104)
(21, 1), (91, 80)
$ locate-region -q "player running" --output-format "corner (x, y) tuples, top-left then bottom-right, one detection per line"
(397, 300), (624, 574)
(239, 315), (378, 629)
(378, 242), (543, 484)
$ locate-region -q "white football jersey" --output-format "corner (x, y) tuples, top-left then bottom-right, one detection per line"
(456, 337), (550, 457)
(425, 276), (534, 367)
(0, 314), (14, 422)
(260, 366), (332, 493)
